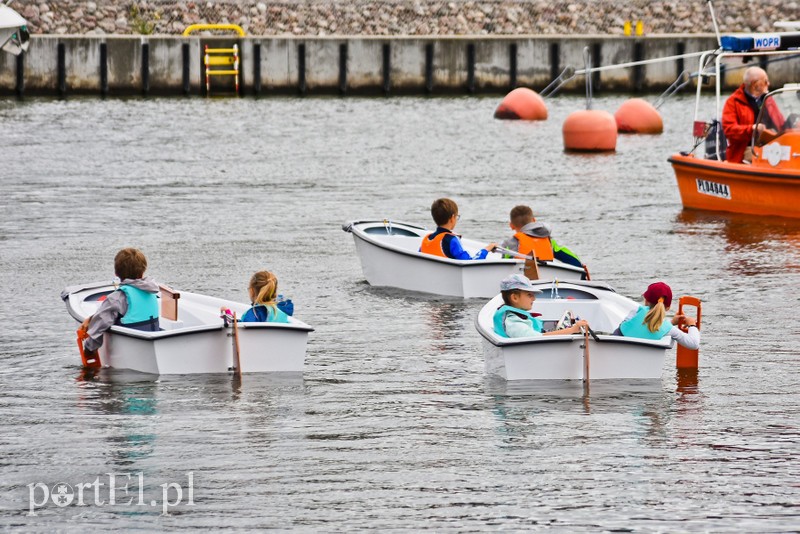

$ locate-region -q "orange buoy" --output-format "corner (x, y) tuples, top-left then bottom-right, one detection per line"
(614, 98), (663, 134)
(494, 88), (548, 121)
(562, 109), (617, 152)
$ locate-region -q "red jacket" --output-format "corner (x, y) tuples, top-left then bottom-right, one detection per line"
(721, 84), (784, 163)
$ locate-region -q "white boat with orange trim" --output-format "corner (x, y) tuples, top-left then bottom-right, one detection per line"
(669, 33), (800, 218)
(476, 280), (698, 381)
(61, 282), (313, 375)
(342, 219), (588, 298)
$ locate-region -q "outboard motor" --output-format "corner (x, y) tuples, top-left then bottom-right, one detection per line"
(704, 119), (727, 161)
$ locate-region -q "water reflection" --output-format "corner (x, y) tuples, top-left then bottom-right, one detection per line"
(423, 300), (473, 347)
(485, 373), (704, 446)
(674, 210), (800, 275)
(75, 369), (160, 468)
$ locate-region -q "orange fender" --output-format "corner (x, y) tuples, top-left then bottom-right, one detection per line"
(614, 98), (663, 134)
(676, 296), (701, 369)
(562, 110), (617, 152)
(494, 88), (548, 121)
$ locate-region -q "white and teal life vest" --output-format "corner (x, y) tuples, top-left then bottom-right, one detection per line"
(118, 285), (159, 330)
(619, 305), (672, 340)
(493, 305), (544, 338)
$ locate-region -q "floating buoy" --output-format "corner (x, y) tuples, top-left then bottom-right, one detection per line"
(614, 98), (663, 134)
(494, 88), (548, 120)
(562, 110), (617, 152)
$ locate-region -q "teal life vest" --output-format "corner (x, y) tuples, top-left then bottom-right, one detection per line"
(240, 304), (290, 324)
(118, 285), (159, 330)
(619, 305), (672, 340)
(493, 305), (544, 338)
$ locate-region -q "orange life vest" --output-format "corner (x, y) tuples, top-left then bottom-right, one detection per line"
(515, 232), (554, 261)
(420, 230), (451, 258)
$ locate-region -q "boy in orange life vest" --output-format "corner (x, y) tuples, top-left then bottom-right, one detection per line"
(500, 205), (583, 267)
(419, 198), (497, 259)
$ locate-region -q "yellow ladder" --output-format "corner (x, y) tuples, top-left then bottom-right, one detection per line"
(183, 24), (245, 96)
(204, 44), (239, 95)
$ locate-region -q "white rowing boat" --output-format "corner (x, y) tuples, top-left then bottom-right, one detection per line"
(475, 280), (674, 380)
(342, 219), (587, 298)
(62, 282), (313, 375)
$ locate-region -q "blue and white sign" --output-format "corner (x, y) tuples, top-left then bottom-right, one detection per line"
(752, 33), (782, 50)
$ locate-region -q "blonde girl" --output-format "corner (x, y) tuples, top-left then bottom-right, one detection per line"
(616, 281), (699, 349)
(240, 271), (290, 323)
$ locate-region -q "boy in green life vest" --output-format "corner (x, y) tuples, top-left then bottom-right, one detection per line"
(493, 274), (589, 338)
(79, 248), (161, 360)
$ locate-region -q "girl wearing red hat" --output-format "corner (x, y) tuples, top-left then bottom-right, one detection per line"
(614, 282), (700, 349)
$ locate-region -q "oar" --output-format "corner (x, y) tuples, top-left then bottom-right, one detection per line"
(492, 245), (536, 261)
(492, 245), (541, 280)
(220, 308), (242, 377)
(586, 325), (601, 342)
(231, 311), (242, 378)
(582, 326), (590, 384)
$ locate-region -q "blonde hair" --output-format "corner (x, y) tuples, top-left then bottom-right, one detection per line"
(249, 271), (279, 311)
(644, 299), (667, 333)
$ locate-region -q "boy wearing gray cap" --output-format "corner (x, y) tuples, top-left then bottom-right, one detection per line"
(493, 274), (589, 338)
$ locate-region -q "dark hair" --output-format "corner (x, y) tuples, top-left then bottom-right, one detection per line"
(501, 289), (519, 306)
(114, 248), (148, 280)
(510, 205), (534, 229)
(431, 198), (458, 226)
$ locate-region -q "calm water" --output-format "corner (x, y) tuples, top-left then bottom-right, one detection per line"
(1, 94), (799, 531)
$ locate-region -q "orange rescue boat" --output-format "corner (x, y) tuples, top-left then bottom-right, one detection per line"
(668, 38), (800, 219)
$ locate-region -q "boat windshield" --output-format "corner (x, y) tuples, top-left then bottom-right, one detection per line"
(752, 85), (800, 147)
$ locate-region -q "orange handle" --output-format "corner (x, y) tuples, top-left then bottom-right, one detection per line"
(677, 295), (701, 332)
(676, 296), (701, 369)
(76, 328), (101, 369)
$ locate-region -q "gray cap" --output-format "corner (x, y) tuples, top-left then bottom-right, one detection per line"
(500, 274), (542, 293)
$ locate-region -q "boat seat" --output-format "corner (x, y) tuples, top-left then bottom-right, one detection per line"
(159, 284), (180, 321)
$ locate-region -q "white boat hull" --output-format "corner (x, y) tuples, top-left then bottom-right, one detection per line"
(476, 282), (673, 380)
(63, 283), (312, 375)
(344, 219), (586, 298)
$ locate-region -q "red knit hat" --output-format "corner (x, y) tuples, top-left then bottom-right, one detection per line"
(643, 282), (672, 308)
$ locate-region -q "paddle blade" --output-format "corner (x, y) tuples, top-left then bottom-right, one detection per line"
(676, 296), (701, 369)
(524, 258), (540, 280)
(76, 328), (101, 369)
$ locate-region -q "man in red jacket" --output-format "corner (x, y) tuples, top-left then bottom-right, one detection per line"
(721, 66), (785, 163)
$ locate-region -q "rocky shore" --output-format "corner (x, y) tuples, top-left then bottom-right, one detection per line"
(11, 0), (799, 36)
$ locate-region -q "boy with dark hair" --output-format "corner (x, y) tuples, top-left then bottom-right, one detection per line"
(420, 198), (496, 260)
(80, 247), (160, 359)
